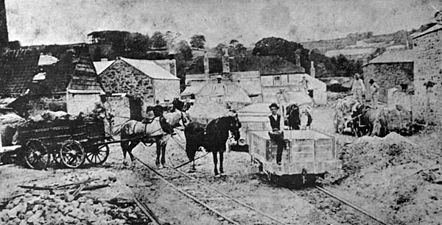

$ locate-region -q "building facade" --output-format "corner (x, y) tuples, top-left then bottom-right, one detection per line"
(411, 23), (442, 125)
(362, 50), (415, 103)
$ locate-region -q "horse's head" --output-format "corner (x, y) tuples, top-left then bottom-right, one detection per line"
(180, 111), (191, 127)
(222, 114), (242, 142)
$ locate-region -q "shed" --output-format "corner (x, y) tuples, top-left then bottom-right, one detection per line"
(0, 48), (103, 116)
(362, 50), (415, 103)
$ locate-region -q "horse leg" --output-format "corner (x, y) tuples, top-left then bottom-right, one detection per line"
(155, 139), (162, 168)
(212, 151), (219, 176)
(121, 140), (130, 166)
(160, 138), (166, 167)
(219, 151), (224, 175)
(128, 140), (139, 167)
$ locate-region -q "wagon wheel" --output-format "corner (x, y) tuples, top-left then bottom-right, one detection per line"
(24, 140), (50, 170)
(86, 144), (109, 165)
(59, 140), (85, 168)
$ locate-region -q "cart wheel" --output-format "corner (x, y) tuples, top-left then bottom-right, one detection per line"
(24, 140), (50, 170)
(59, 140), (85, 168)
(86, 144), (109, 165)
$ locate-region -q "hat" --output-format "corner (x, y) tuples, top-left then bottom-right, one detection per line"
(269, 103), (279, 109)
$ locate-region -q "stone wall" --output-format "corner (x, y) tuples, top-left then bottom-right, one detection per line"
(363, 62), (414, 103)
(99, 60), (154, 102)
(413, 29), (442, 125)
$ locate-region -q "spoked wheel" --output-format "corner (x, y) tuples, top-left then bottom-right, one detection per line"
(59, 140), (85, 168)
(24, 140), (50, 170)
(86, 144), (110, 165)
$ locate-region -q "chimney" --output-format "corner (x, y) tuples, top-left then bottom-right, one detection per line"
(294, 49), (301, 68)
(310, 61), (316, 78)
(204, 51), (209, 74)
(0, 0), (8, 49)
(435, 10), (442, 24)
(222, 48), (230, 73)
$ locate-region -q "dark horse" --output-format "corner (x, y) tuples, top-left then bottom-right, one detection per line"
(184, 115), (241, 176)
(119, 116), (173, 167)
(285, 104), (301, 130)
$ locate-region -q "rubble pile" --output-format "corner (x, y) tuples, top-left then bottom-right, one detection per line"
(0, 192), (149, 225)
(337, 132), (441, 225)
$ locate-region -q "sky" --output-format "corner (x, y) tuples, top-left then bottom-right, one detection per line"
(5, 0), (441, 47)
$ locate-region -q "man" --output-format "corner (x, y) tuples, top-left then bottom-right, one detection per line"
(268, 103), (284, 165)
(369, 79), (379, 108)
(300, 76), (309, 94)
(351, 73), (366, 103)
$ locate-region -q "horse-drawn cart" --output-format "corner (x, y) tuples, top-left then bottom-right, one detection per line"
(248, 130), (341, 182)
(15, 117), (112, 169)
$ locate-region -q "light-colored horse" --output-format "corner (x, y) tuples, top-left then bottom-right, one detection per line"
(120, 117), (171, 167)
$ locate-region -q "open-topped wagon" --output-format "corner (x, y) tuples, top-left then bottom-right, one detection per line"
(248, 129), (341, 182)
(15, 117), (111, 169)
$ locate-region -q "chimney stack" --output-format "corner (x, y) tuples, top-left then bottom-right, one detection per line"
(222, 48), (230, 73)
(294, 49), (301, 68)
(0, 0), (8, 49)
(204, 51), (209, 74)
(310, 61), (316, 78)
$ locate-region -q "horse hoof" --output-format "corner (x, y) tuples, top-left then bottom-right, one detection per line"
(214, 174), (221, 178)
(158, 164), (164, 169)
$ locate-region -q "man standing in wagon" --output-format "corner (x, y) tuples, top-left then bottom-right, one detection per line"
(268, 103), (284, 166)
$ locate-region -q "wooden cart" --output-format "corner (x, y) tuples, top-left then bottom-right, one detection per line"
(248, 130), (341, 180)
(15, 118), (111, 170)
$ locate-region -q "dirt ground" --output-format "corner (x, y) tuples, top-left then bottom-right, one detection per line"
(0, 104), (440, 224)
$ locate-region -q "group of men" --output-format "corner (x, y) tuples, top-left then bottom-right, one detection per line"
(351, 73), (379, 108)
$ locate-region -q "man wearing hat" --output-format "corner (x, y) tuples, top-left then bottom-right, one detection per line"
(268, 103), (284, 165)
(351, 73), (366, 103)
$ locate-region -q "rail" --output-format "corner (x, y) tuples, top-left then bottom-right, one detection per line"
(314, 186), (389, 225)
(135, 157), (240, 225)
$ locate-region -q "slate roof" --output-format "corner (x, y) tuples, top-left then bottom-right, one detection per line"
(68, 57), (102, 91)
(94, 57), (179, 80)
(0, 49), (40, 96)
(93, 60), (114, 74)
(411, 24), (442, 39)
(365, 50), (415, 65)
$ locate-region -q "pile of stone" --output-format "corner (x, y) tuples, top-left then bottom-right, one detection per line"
(334, 132), (442, 224)
(0, 192), (149, 225)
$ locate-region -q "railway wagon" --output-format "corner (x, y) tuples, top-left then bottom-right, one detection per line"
(248, 130), (340, 177)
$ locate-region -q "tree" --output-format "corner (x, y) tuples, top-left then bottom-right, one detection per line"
(190, 35), (206, 49)
(126, 32), (149, 52)
(175, 40), (193, 61)
(252, 37), (303, 63)
(150, 32), (167, 49)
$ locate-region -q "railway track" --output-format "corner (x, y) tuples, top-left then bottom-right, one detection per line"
(130, 152), (388, 225)
(289, 185), (389, 225)
(134, 155), (287, 225)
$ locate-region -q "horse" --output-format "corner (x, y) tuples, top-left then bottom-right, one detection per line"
(350, 103), (388, 137)
(184, 114), (241, 176)
(119, 116), (174, 168)
(285, 104), (301, 130)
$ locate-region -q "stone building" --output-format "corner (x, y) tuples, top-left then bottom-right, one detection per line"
(362, 50), (415, 103)
(411, 13), (442, 125)
(93, 57), (179, 121)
